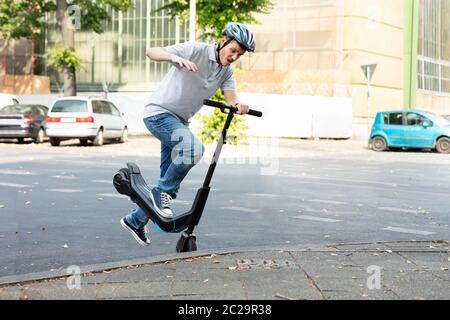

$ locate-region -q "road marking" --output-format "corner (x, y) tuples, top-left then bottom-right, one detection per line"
(0, 169), (39, 176)
(291, 174), (409, 187)
(323, 167), (344, 171)
(247, 193), (281, 198)
(220, 206), (260, 213)
(93, 180), (112, 184)
(394, 169), (418, 173)
(308, 199), (346, 205)
(383, 226), (435, 236)
(173, 199), (191, 205)
(291, 215), (343, 223)
(378, 207), (421, 214)
(51, 175), (79, 180)
(46, 189), (82, 193)
(96, 193), (128, 199)
(0, 182), (33, 188)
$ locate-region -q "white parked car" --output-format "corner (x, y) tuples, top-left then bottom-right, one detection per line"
(0, 93), (20, 109)
(46, 96), (128, 146)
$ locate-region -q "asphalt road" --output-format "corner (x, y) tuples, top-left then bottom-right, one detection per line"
(0, 137), (449, 277)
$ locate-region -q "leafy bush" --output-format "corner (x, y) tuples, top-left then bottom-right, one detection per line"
(45, 47), (81, 71)
(195, 90), (248, 145)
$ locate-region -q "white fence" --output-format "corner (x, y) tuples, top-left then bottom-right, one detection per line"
(18, 92), (353, 138)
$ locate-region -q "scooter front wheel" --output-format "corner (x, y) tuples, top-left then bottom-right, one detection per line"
(176, 232), (197, 252)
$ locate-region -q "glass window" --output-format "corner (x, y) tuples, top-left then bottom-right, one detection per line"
(406, 113), (430, 126)
(1, 105), (33, 115)
(92, 101), (103, 114)
(44, 0), (189, 88)
(383, 113), (404, 125)
(418, 0), (450, 94)
(108, 102), (121, 116)
(35, 106), (46, 117)
(52, 100), (88, 113)
(101, 101), (112, 114)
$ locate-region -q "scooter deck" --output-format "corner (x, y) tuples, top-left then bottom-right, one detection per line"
(126, 162), (195, 233)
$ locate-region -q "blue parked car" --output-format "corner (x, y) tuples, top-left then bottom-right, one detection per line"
(369, 110), (450, 153)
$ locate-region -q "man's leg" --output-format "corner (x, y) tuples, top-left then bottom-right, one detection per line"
(120, 208), (151, 246)
(160, 143), (179, 198)
(144, 113), (204, 214)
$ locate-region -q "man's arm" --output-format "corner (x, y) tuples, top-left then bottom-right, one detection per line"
(223, 90), (249, 115)
(145, 47), (198, 72)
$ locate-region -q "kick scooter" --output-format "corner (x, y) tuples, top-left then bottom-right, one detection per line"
(113, 99), (262, 252)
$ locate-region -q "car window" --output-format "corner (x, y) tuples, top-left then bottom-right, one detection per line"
(406, 113), (430, 126)
(101, 101), (112, 115)
(35, 106), (46, 117)
(108, 102), (121, 116)
(52, 100), (88, 113)
(383, 113), (403, 125)
(1, 105), (33, 115)
(92, 100), (103, 114)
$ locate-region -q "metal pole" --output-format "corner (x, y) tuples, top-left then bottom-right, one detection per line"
(367, 66), (371, 137)
(367, 66), (372, 146)
(189, 0), (196, 42)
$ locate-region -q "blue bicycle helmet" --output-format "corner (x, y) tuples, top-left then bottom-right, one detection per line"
(221, 22), (256, 52)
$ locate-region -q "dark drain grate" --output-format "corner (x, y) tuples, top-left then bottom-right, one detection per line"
(235, 259), (299, 270)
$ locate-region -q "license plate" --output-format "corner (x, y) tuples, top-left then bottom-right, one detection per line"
(60, 118), (76, 123)
(0, 119), (20, 125)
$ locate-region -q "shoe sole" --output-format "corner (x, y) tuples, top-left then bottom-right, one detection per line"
(120, 218), (150, 246)
(149, 190), (174, 218)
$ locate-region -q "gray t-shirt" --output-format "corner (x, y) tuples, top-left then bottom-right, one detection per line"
(143, 42), (236, 124)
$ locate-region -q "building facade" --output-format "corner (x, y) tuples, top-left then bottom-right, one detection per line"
(2, 0), (449, 119)
(238, 0), (450, 117)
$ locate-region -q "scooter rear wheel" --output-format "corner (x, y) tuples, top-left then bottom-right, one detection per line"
(113, 168), (133, 197)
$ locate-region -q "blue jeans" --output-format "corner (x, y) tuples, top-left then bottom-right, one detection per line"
(125, 113), (205, 229)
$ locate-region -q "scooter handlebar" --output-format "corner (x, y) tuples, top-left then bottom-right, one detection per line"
(203, 99), (263, 117)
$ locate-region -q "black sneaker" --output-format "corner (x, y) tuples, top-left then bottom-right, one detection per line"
(120, 217), (150, 246)
(150, 187), (174, 218)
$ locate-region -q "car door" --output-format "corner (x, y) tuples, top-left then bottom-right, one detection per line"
(92, 100), (107, 135)
(34, 106), (47, 128)
(403, 112), (435, 148)
(99, 101), (116, 138)
(106, 102), (125, 138)
(381, 112), (405, 147)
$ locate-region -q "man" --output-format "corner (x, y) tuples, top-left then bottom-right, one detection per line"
(121, 22), (256, 246)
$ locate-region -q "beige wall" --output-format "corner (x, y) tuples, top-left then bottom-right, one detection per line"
(416, 93), (450, 115)
(238, 0), (408, 118)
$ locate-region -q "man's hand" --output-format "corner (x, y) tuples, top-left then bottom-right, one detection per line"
(170, 54), (198, 72)
(235, 103), (250, 115)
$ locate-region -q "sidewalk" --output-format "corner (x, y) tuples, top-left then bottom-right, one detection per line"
(0, 240), (448, 300)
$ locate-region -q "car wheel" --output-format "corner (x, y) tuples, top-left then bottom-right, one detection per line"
(34, 128), (45, 144)
(50, 138), (60, 147)
(93, 129), (104, 146)
(436, 137), (450, 153)
(119, 127), (128, 143)
(371, 136), (387, 152)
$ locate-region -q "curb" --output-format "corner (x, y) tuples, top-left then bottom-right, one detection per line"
(0, 240), (446, 287)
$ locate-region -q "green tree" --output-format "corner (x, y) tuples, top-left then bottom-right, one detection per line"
(157, 0), (273, 41)
(0, 0), (132, 96)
